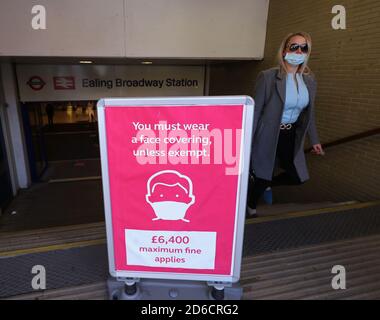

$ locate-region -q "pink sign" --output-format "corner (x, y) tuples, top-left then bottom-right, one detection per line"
(104, 104), (244, 277)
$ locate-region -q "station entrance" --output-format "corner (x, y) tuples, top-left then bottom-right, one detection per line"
(22, 100), (100, 183)
(0, 63), (206, 232)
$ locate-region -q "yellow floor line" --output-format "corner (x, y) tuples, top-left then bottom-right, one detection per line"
(246, 200), (380, 225)
(0, 221), (105, 238)
(0, 238), (106, 258)
(49, 176), (101, 183)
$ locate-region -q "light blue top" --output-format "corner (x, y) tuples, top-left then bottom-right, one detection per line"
(281, 73), (310, 124)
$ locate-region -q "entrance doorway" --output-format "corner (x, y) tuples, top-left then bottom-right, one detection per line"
(22, 100), (101, 182)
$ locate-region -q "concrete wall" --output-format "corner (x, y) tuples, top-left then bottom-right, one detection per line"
(0, 0), (269, 59)
(209, 61), (258, 96)
(209, 0), (380, 201)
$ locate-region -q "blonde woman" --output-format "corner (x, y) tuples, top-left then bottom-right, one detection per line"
(247, 32), (324, 218)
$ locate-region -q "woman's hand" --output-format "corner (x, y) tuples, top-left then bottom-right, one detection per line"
(311, 144), (325, 155)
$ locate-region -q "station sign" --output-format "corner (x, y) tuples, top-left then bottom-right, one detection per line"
(16, 65), (204, 102)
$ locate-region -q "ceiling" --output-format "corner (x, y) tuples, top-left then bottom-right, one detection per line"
(0, 56), (259, 66)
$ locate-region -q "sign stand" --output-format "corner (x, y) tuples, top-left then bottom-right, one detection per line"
(107, 277), (243, 300)
(97, 96), (254, 300)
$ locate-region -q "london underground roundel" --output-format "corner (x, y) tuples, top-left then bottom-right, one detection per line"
(27, 76), (46, 91)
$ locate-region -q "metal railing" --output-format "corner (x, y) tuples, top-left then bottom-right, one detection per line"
(305, 127), (380, 153)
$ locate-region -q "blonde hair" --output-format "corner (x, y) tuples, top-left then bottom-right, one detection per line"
(277, 31), (312, 75)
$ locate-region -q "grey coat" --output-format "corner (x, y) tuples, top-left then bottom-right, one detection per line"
(251, 67), (320, 182)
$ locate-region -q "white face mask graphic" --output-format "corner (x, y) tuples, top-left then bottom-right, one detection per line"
(149, 201), (192, 221)
(146, 170), (195, 223)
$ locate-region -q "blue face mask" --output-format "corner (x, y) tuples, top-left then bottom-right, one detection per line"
(284, 53), (307, 66)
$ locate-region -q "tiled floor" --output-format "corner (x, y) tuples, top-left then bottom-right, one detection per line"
(0, 180), (104, 232)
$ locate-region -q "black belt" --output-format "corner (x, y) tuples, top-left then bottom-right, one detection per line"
(280, 123), (295, 130)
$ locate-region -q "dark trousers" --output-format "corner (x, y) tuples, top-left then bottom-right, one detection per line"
(248, 125), (303, 209)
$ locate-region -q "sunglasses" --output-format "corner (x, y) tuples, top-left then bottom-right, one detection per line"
(288, 43), (309, 53)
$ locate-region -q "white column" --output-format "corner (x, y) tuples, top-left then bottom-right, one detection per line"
(0, 102), (18, 195)
(0, 62), (31, 189)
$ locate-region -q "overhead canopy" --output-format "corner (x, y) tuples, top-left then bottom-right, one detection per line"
(0, 0), (269, 59)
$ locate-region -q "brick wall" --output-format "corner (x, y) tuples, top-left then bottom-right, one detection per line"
(209, 0), (380, 201)
(275, 135), (380, 203)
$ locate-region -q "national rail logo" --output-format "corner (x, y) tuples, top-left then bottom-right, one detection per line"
(53, 76), (76, 90)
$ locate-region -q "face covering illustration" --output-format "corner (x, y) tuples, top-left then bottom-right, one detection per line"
(146, 170), (195, 223)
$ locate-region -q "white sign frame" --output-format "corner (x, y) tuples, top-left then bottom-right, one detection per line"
(97, 96), (254, 283)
